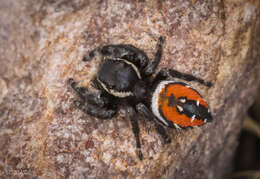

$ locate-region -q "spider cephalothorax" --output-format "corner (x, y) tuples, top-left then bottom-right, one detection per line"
(68, 37), (212, 160)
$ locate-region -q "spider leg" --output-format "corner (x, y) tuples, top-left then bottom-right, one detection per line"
(144, 36), (164, 76)
(136, 103), (171, 143)
(68, 78), (111, 107)
(153, 68), (212, 87)
(126, 105), (143, 160)
(68, 79), (118, 119)
(74, 100), (118, 119)
(136, 103), (153, 121)
(83, 44), (150, 71)
(155, 124), (171, 143)
(68, 78), (90, 98)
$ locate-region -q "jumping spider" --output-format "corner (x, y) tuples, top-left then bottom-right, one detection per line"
(68, 37), (212, 160)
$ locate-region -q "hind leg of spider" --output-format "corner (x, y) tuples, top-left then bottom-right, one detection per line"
(155, 123), (171, 144)
(126, 105), (143, 160)
(153, 68), (212, 87)
(136, 103), (171, 144)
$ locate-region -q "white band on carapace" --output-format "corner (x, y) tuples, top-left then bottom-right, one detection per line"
(97, 78), (133, 98)
(105, 57), (142, 79)
(97, 57), (142, 98)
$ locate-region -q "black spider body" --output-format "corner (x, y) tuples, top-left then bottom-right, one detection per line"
(69, 37), (213, 160)
(97, 58), (141, 97)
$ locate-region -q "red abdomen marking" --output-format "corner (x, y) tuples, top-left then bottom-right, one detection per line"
(152, 81), (211, 128)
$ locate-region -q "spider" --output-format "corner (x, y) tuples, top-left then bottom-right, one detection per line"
(68, 37), (212, 160)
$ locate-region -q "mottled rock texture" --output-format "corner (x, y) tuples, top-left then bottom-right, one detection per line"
(0, 0), (259, 178)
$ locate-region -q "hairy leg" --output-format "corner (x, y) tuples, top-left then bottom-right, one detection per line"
(136, 103), (171, 143)
(68, 78), (118, 119)
(155, 123), (171, 143)
(126, 105), (143, 160)
(74, 100), (118, 119)
(153, 68), (212, 87)
(68, 78), (111, 107)
(144, 36), (164, 76)
(82, 44), (149, 71)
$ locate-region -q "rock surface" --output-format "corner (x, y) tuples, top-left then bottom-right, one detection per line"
(0, 0), (259, 178)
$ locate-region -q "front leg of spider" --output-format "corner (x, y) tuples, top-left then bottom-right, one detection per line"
(73, 100), (118, 119)
(68, 78), (110, 107)
(83, 43), (150, 70)
(126, 106), (143, 160)
(68, 78), (118, 119)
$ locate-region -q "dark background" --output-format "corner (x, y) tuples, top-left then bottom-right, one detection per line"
(234, 87), (260, 178)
